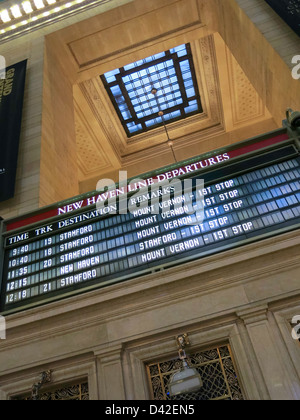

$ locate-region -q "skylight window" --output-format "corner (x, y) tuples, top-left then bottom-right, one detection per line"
(101, 44), (203, 137)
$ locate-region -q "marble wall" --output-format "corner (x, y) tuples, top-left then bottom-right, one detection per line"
(0, 229), (299, 400)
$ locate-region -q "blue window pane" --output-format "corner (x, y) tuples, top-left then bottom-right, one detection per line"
(184, 79), (194, 88)
(183, 71), (192, 81)
(133, 80), (142, 88)
(104, 69), (120, 83)
(180, 60), (190, 73)
(124, 63), (135, 71)
(145, 118), (161, 127)
(127, 122), (143, 133)
(106, 76), (116, 83)
(163, 110), (181, 121)
(121, 110), (132, 120)
(119, 104), (128, 111)
(153, 52), (166, 60)
(150, 73), (159, 82)
(184, 100), (199, 114)
(145, 52), (166, 63)
(171, 44), (187, 57)
(186, 87), (196, 98)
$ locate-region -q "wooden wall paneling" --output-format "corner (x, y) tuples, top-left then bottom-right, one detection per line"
(40, 38), (79, 207)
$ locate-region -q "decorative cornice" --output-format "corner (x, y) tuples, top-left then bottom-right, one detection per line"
(236, 305), (269, 325)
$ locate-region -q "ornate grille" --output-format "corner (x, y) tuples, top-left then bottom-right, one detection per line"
(12, 381), (89, 400)
(147, 344), (244, 400)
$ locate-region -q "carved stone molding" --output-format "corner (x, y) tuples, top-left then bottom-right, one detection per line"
(226, 49), (265, 126)
(236, 305), (269, 326)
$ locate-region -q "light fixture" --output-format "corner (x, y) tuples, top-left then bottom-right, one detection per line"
(34, 0), (45, 10)
(286, 108), (300, 129)
(22, 1), (34, 14)
(0, 1), (110, 43)
(169, 333), (203, 397)
(151, 88), (178, 163)
(31, 370), (52, 400)
(0, 10), (11, 23)
(10, 5), (23, 18)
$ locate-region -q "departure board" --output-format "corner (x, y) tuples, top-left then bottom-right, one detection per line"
(1, 142), (300, 313)
(265, 0), (300, 37)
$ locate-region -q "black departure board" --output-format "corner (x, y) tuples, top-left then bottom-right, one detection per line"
(265, 0), (300, 37)
(1, 143), (300, 313)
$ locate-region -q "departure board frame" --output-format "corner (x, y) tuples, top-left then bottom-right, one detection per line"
(1, 127), (300, 315)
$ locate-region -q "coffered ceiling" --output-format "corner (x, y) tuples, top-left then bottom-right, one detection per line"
(43, 0), (275, 195)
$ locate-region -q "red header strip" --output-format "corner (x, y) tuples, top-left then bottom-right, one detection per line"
(5, 133), (289, 232)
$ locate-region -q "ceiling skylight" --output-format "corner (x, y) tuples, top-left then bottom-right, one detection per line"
(101, 43), (203, 137)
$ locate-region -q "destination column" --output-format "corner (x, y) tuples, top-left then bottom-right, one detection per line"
(56, 224), (99, 291)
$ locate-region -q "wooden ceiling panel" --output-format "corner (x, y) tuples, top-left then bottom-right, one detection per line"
(73, 30), (273, 185)
(68, 0), (202, 68)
